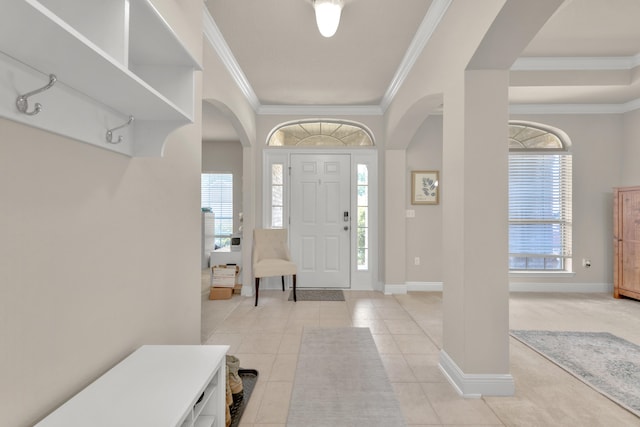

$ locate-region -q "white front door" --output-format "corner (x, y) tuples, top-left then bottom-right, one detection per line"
(290, 154), (351, 288)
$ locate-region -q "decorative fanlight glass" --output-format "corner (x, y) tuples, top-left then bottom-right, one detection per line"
(267, 119), (374, 147)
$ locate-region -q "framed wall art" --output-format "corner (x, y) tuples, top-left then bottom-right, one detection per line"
(411, 170), (439, 205)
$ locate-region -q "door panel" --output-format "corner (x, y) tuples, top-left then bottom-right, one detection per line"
(290, 154), (350, 288)
(620, 190), (640, 295)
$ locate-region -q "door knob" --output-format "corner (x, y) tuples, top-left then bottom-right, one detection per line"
(344, 226), (349, 231)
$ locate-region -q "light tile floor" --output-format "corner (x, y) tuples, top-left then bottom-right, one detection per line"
(201, 283), (640, 426)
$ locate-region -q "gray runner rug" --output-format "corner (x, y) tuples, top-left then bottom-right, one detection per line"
(287, 327), (406, 427)
(511, 330), (640, 417)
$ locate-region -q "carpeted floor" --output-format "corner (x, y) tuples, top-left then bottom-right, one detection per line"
(287, 327), (406, 427)
(511, 330), (640, 417)
(288, 289), (345, 301)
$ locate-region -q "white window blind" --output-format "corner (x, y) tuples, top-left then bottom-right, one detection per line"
(509, 154), (572, 270)
(201, 173), (233, 248)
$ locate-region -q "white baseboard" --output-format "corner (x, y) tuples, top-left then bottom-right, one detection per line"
(407, 281), (443, 291)
(384, 284), (407, 295)
(384, 282), (443, 294)
(509, 282), (613, 292)
(439, 350), (515, 397)
(387, 281), (612, 294)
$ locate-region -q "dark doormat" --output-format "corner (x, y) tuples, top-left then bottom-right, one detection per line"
(230, 369), (258, 427)
(288, 289), (345, 301)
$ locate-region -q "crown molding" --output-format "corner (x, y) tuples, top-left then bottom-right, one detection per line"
(510, 55), (640, 115)
(624, 97), (640, 112)
(202, 10), (261, 111)
(258, 104), (383, 116)
(379, 0), (453, 112)
(203, 6), (640, 119)
(512, 54), (640, 71)
(202, 1), (449, 117)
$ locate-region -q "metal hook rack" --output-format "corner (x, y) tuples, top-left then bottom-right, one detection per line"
(16, 74), (57, 116)
(106, 115), (134, 144)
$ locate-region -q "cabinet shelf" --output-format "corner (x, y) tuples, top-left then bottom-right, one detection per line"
(0, 0), (200, 157)
(193, 415), (216, 427)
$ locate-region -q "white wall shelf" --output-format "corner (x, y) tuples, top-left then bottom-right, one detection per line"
(0, 0), (201, 157)
(36, 345), (229, 427)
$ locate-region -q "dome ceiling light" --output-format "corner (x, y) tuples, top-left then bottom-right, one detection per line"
(313, 0), (344, 38)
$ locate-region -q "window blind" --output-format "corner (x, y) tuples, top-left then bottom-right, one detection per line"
(509, 154), (572, 260)
(201, 173), (233, 243)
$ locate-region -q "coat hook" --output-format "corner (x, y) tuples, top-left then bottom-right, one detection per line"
(16, 74), (57, 116)
(106, 115), (134, 144)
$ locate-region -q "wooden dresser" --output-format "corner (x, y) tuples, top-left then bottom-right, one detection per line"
(613, 186), (640, 300)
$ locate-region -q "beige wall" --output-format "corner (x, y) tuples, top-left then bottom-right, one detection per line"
(201, 39), (259, 286)
(202, 140), (243, 233)
(404, 113), (624, 288)
(406, 116), (443, 282)
(385, 150), (407, 285)
(621, 109), (640, 186)
(0, 3), (203, 426)
(202, 43), (256, 148)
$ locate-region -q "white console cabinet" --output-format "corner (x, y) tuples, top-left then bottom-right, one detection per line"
(0, 0), (200, 157)
(36, 345), (229, 427)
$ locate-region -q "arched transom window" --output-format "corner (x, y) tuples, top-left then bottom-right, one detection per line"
(509, 121), (568, 150)
(267, 119), (374, 147)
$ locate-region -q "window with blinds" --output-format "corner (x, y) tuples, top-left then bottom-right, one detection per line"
(201, 173), (233, 249)
(508, 122), (572, 271)
(357, 164), (369, 271)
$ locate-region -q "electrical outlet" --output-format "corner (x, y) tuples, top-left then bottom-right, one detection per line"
(414, 257), (420, 266)
(406, 209), (415, 218)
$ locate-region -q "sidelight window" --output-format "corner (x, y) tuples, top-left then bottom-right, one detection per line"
(357, 164), (369, 270)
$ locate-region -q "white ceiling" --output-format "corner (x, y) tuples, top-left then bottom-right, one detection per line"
(202, 0), (640, 140)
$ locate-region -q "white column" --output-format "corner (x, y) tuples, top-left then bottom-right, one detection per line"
(440, 69), (513, 396)
(384, 150), (407, 294)
(242, 145), (255, 296)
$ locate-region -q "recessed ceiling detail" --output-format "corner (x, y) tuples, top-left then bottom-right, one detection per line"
(267, 120), (374, 147)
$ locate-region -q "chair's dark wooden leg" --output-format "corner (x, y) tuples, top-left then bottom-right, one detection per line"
(255, 277), (260, 306)
(281, 276), (285, 292)
(292, 274), (297, 302)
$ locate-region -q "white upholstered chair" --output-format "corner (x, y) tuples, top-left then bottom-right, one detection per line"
(252, 228), (297, 306)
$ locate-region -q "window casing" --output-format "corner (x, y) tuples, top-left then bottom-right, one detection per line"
(201, 173), (233, 249)
(263, 149), (378, 289)
(508, 122), (572, 271)
(263, 120), (378, 288)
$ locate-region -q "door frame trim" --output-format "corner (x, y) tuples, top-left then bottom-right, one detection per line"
(262, 148), (379, 291)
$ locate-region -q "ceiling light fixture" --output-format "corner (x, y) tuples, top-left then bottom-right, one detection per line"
(313, 0), (344, 38)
